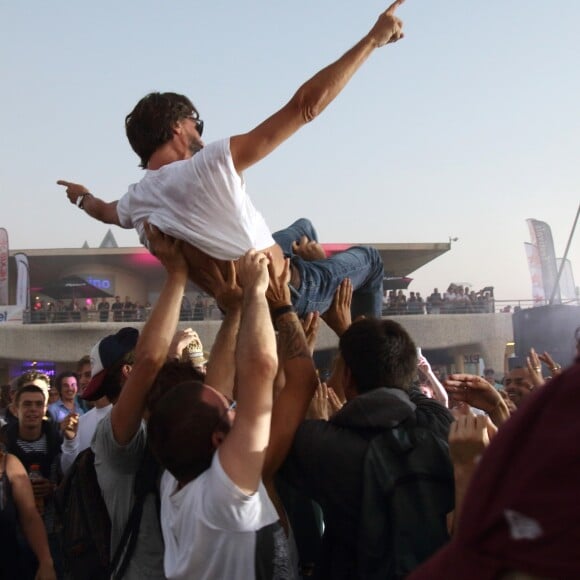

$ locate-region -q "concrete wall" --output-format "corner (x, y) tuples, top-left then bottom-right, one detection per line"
(0, 313), (514, 384)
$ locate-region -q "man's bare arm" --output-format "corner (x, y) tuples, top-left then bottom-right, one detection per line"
(263, 258), (319, 481)
(218, 250), (278, 495)
(110, 225), (188, 445)
(200, 260), (243, 400)
(57, 179), (123, 226)
(230, 0), (405, 173)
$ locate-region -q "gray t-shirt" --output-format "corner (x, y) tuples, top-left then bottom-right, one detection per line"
(92, 413), (165, 579)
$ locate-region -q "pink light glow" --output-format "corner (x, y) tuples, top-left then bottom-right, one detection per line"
(129, 252), (160, 266)
(321, 243), (352, 257)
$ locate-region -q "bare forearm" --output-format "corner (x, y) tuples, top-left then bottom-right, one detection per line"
(112, 269), (187, 444)
(79, 193), (121, 225)
(264, 311), (318, 480)
(291, 35), (376, 123)
(205, 306), (241, 399)
(426, 369), (449, 407)
(20, 509), (53, 565)
(488, 399), (511, 428)
(139, 271), (188, 360)
(452, 462), (478, 530)
(236, 290), (277, 393)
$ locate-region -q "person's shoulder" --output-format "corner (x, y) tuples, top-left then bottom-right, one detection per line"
(191, 139), (231, 167)
(292, 418), (342, 455)
(48, 401), (62, 412)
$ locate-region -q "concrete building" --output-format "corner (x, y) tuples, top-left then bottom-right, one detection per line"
(0, 236), (514, 383)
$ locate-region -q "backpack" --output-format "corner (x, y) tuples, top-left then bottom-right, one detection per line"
(357, 420), (454, 580)
(55, 445), (160, 580)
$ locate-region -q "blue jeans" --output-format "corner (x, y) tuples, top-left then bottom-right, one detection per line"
(272, 218), (384, 319)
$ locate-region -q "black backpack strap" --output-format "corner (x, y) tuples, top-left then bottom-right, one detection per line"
(110, 445), (161, 580)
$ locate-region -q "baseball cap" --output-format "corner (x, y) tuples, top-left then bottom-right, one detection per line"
(409, 360), (580, 579)
(82, 327), (139, 401)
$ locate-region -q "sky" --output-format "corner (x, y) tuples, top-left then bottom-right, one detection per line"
(1, 0), (579, 304)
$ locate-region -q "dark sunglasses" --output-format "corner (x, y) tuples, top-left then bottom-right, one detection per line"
(186, 113), (204, 137)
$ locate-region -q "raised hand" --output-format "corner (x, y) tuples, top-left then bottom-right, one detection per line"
(144, 222), (187, 275)
(327, 385), (344, 415)
(445, 373), (510, 427)
(266, 255), (291, 309)
(321, 278), (353, 336)
(197, 260), (242, 313)
(238, 249), (270, 294)
(57, 179), (90, 205)
(292, 236), (326, 261)
(301, 311), (321, 356)
(307, 381), (330, 420)
(368, 0), (405, 48)
(449, 413), (494, 467)
(526, 347), (546, 389)
(417, 353), (432, 375)
(538, 350), (562, 377)
(62, 412), (79, 440)
(168, 328), (197, 360)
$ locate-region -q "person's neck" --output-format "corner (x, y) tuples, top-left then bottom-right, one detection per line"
(148, 143), (189, 170)
(62, 399), (75, 410)
(94, 397), (110, 409)
(18, 424), (43, 441)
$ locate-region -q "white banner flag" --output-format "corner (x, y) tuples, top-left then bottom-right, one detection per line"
(526, 219), (561, 304)
(524, 242), (545, 305)
(14, 253), (30, 310)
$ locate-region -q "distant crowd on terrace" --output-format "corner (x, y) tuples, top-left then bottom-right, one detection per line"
(383, 284), (496, 316)
(26, 294), (220, 324)
(25, 284), (498, 325)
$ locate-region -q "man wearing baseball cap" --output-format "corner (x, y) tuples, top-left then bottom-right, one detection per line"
(60, 327), (139, 475)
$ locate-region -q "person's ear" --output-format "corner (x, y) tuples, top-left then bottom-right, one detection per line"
(342, 365), (359, 399)
(121, 364), (132, 380)
(173, 120), (185, 136)
(211, 429), (227, 449)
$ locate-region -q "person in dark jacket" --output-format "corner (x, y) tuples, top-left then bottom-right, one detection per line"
(282, 318), (454, 579)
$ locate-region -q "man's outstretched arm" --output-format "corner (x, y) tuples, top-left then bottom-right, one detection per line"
(230, 0), (405, 173)
(57, 179), (123, 226)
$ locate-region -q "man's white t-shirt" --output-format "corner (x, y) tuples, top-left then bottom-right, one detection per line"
(116, 138), (275, 260)
(160, 451), (297, 580)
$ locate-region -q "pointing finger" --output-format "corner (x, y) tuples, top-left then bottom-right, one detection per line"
(386, 0), (405, 15)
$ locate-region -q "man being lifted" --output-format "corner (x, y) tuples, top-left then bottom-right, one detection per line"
(58, 1), (405, 318)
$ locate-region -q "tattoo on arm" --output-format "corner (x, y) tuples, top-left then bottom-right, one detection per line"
(276, 316), (311, 361)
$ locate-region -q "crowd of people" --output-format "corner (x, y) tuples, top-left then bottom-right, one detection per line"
(383, 285), (496, 316)
(3, 2), (579, 578)
(27, 296), (150, 325)
(2, 226), (579, 579)
(28, 282), (499, 324)
(26, 294), (224, 325)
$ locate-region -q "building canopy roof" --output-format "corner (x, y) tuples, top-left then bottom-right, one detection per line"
(11, 242), (450, 293)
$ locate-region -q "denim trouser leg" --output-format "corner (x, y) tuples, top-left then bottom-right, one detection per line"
(290, 246), (384, 319)
(272, 218), (319, 256)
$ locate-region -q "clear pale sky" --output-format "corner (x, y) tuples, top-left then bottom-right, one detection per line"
(1, 0), (579, 303)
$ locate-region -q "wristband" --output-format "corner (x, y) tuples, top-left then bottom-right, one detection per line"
(77, 193), (90, 209)
(272, 304), (294, 321)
